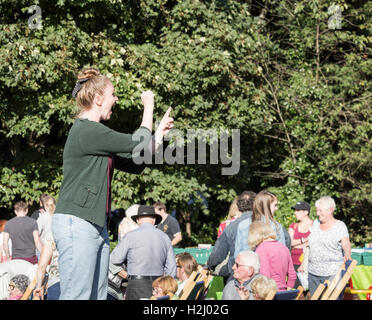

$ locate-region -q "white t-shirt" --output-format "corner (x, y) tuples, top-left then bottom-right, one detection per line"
(308, 220), (349, 276)
(37, 212), (53, 244)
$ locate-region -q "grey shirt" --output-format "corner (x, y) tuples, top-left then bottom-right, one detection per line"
(111, 223), (176, 277)
(4, 216), (38, 258)
(222, 274), (262, 300)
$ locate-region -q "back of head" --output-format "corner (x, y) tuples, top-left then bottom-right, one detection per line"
(315, 196), (336, 211)
(227, 197), (241, 220)
(252, 190), (276, 223)
(152, 275), (178, 296)
(238, 251), (260, 274)
(74, 68), (111, 117)
(251, 275), (277, 300)
(237, 191), (256, 212)
(40, 193), (48, 205)
(42, 195), (56, 214)
(176, 252), (198, 278)
(248, 220), (277, 250)
(14, 201), (28, 213)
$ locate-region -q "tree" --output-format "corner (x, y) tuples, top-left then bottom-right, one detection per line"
(0, 0), (370, 246)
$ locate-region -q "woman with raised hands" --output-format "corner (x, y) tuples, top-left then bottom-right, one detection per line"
(53, 67), (173, 300)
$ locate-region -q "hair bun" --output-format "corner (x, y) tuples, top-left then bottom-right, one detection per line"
(77, 67), (100, 80)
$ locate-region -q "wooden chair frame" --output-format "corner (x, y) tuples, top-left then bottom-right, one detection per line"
(311, 260), (357, 300)
(179, 271), (206, 300)
(266, 286), (303, 300)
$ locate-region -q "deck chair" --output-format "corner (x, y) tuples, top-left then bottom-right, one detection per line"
(20, 276), (38, 300)
(310, 280), (330, 300)
(321, 259), (357, 300)
(195, 267), (214, 300)
(310, 260), (357, 300)
(266, 286), (303, 300)
(21, 272), (49, 300)
(150, 292), (174, 300)
(179, 271), (205, 300)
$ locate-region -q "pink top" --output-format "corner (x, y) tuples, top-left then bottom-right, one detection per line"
(289, 222), (311, 265)
(256, 240), (297, 291)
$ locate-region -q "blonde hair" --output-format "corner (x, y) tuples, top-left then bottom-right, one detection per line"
(251, 275), (277, 300)
(152, 275), (178, 296)
(42, 195), (56, 214)
(227, 197), (241, 220)
(248, 220), (277, 250)
(74, 68), (111, 118)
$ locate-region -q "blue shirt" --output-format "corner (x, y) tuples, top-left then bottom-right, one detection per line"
(207, 211), (252, 275)
(111, 223), (176, 277)
(234, 216), (286, 258)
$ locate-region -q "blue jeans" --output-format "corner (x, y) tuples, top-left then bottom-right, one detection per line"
(47, 282), (61, 300)
(52, 214), (110, 300)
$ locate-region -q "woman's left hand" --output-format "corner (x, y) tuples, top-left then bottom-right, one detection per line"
(155, 107), (174, 142)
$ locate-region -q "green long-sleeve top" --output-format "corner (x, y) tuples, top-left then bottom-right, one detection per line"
(55, 118), (152, 228)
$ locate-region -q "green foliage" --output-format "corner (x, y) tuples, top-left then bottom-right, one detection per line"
(0, 0), (370, 246)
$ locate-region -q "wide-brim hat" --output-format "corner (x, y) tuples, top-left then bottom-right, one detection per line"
(291, 201), (311, 212)
(131, 205), (162, 225)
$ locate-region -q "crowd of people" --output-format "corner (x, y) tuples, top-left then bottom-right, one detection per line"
(0, 67), (352, 300)
(208, 191), (352, 300)
(0, 191), (352, 301)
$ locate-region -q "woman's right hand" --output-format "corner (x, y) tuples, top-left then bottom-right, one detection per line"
(33, 287), (45, 300)
(141, 91), (155, 108)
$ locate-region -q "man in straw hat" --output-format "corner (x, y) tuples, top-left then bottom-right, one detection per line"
(111, 205), (176, 300)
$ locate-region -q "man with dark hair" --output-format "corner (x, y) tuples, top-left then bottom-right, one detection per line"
(153, 202), (182, 247)
(207, 191), (256, 280)
(3, 201), (43, 264)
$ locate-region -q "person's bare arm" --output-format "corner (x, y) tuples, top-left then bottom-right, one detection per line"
(2, 232), (10, 259)
(171, 233), (182, 247)
(341, 236), (352, 261)
(33, 230), (43, 254)
(33, 242), (53, 299)
(139, 91), (155, 132)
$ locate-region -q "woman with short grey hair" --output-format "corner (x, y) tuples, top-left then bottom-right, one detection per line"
(307, 196), (351, 297)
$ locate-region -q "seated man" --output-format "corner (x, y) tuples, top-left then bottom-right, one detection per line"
(222, 251), (261, 300)
(175, 252), (198, 296)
